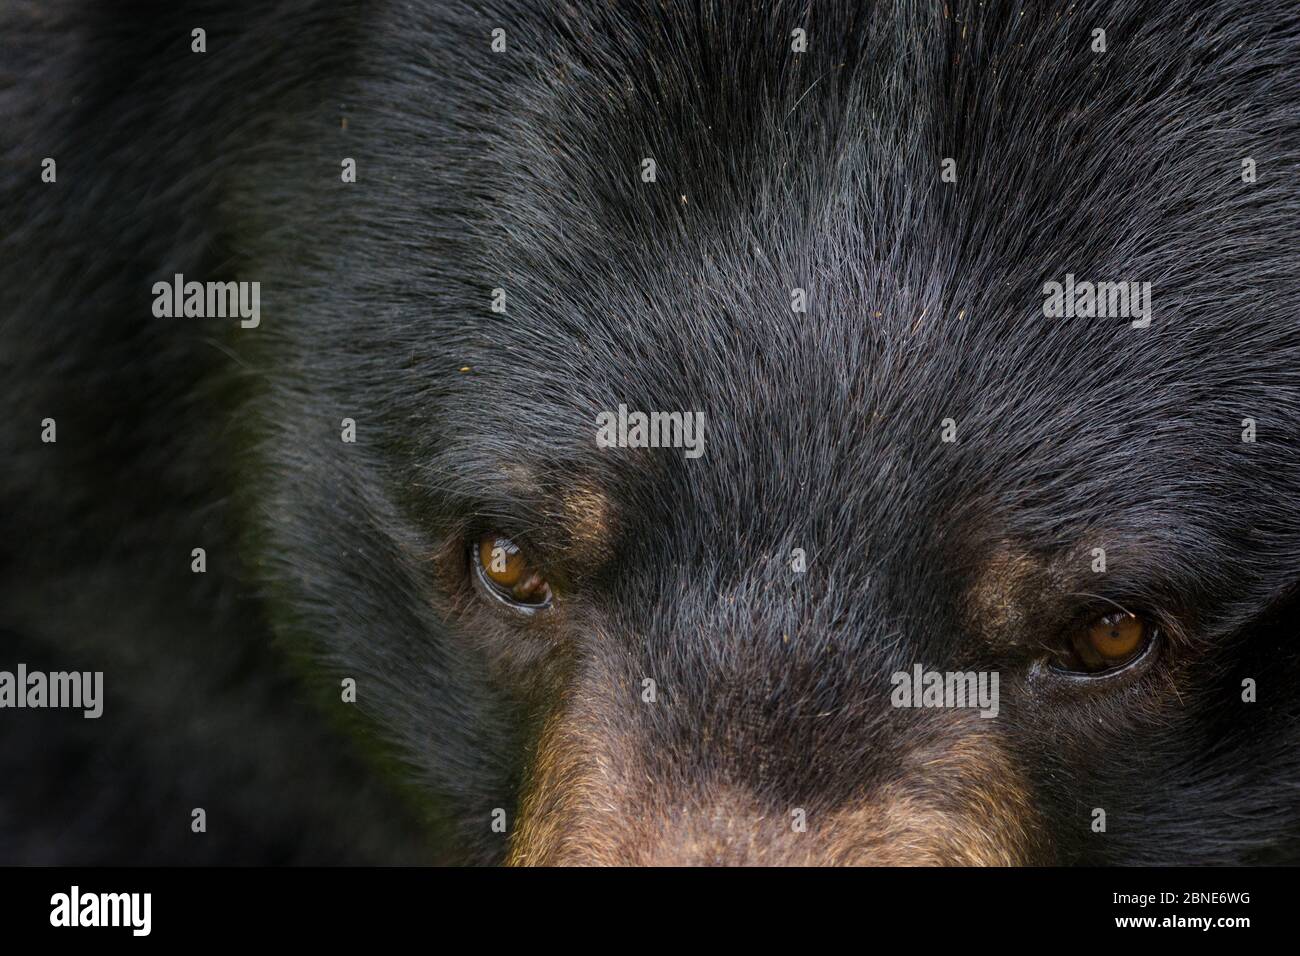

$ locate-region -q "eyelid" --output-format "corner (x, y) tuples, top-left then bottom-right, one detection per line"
(465, 521), (535, 565)
(1062, 593), (1139, 627)
(1032, 631), (1160, 693)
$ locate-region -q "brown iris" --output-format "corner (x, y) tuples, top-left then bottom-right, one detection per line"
(1069, 611), (1148, 671)
(476, 534), (551, 606)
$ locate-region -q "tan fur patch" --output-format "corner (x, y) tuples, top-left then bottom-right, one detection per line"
(560, 484), (615, 562)
(506, 673), (639, 866)
(823, 726), (1039, 865)
(508, 685), (1041, 865)
(498, 462), (544, 497)
(965, 544), (1043, 636)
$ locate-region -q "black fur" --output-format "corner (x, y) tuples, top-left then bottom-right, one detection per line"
(2, 0), (1297, 864)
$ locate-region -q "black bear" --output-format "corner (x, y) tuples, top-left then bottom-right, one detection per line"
(1, 0), (1298, 865)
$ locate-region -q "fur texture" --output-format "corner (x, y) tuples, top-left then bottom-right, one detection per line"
(1, 0), (1298, 864)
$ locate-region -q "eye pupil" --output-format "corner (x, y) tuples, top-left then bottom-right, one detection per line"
(1090, 613), (1143, 656)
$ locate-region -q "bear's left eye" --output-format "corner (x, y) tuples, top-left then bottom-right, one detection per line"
(471, 533), (552, 613)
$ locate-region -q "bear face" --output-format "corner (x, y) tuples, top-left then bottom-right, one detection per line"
(219, 0), (1300, 863)
(2, 0), (1297, 865)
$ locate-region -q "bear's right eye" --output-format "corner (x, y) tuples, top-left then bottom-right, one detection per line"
(471, 533), (553, 614)
(1054, 611), (1156, 675)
